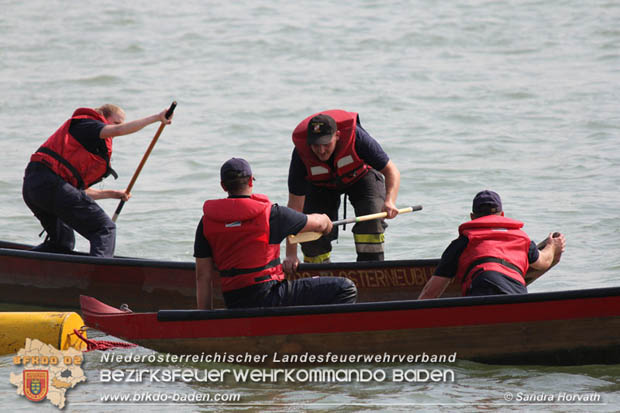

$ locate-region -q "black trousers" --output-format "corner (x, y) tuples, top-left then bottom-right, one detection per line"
(224, 277), (358, 309)
(301, 169), (387, 262)
(468, 271), (528, 296)
(22, 162), (116, 257)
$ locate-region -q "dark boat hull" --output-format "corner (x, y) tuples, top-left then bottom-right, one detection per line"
(81, 287), (620, 366)
(0, 241), (196, 311)
(0, 240), (444, 311)
(0, 240), (549, 311)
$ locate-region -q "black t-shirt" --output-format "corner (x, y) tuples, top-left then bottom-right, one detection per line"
(287, 124), (390, 196)
(193, 201), (308, 258)
(68, 118), (106, 155)
(433, 234), (540, 294)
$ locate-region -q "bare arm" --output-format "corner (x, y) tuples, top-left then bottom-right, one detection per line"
(529, 233), (566, 271)
(301, 213), (333, 235)
(287, 193), (305, 213)
(283, 212), (332, 275)
(196, 257), (215, 310)
(85, 188), (130, 201)
(418, 275), (452, 300)
(283, 194), (305, 274)
(380, 160), (401, 218)
(100, 109), (172, 139)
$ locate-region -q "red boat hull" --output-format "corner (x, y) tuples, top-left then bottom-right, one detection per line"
(81, 287), (620, 365)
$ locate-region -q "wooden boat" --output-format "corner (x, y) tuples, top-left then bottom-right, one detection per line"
(0, 240), (549, 311)
(0, 240), (440, 310)
(81, 286), (620, 366)
(0, 240), (196, 311)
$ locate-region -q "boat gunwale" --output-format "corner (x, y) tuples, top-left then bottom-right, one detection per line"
(0, 245), (193, 269)
(155, 286), (620, 322)
(0, 240), (439, 272)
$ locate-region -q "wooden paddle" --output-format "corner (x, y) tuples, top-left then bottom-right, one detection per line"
(112, 101), (177, 222)
(288, 205), (423, 244)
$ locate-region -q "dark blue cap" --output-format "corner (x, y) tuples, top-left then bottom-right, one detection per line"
(307, 114), (337, 145)
(220, 158), (252, 181)
(472, 190), (502, 214)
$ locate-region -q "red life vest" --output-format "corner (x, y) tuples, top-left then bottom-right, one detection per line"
(30, 108), (116, 189)
(202, 194), (284, 292)
(455, 215), (531, 295)
(292, 109), (370, 189)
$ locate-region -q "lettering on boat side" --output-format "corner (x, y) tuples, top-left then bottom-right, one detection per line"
(292, 266), (436, 288)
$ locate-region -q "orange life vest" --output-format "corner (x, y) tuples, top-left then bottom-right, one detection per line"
(202, 194), (284, 292)
(30, 108), (116, 189)
(292, 109), (370, 189)
(455, 215), (530, 295)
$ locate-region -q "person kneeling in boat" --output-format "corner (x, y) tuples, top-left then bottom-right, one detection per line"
(22, 104), (172, 257)
(418, 190), (566, 299)
(194, 157), (358, 309)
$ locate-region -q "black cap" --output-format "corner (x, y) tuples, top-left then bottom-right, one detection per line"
(220, 158), (252, 181)
(472, 190), (502, 214)
(307, 114), (337, 145)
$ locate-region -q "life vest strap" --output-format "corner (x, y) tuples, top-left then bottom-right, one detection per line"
(35, 147), (86, 189)
(219, 257), (281, 278)
(106, 166), (118, 180)
(464, 256), (524, 280)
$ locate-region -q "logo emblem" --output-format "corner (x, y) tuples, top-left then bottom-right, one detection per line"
(312, 122), (323, 133)
(23, 370), (49, 402)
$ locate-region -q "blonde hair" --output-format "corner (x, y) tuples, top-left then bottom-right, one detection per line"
(95, 104), (124, 120)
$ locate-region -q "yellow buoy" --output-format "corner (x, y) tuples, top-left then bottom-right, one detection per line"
(0, 312), (87, 355)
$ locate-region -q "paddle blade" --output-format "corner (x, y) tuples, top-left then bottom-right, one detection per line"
(287, 231), (323, 244)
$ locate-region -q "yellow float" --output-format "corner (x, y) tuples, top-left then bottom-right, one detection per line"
(0, 312), (87, 355)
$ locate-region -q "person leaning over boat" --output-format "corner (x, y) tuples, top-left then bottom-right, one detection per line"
(22, 104), (172, 257)
(418, 190), (566, 299)
(283, 110), (401, 273)
(194, 157), (357, 309)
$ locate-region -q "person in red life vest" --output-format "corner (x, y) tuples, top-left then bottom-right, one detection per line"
(283, 110), (401, 273)
(418, 190), (566, 299)
(194, 158), (357, 309)
(22, 104), (172, 257)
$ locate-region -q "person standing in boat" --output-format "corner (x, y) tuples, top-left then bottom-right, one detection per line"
(283, 110), (401, 272)
(194, 157), (357, 309)
(22, 104), (172, 257)
(418, 190), (566, 299)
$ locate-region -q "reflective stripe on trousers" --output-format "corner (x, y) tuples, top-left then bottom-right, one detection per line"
(303, 251), (331, 264)
(354, 233), (384, 253)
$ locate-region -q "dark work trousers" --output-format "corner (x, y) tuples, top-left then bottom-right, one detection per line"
(468, 271), (528, 296)
(224, 277), (358, 309)
(301, 169), (387, 262)
(22, 162), (116, 257)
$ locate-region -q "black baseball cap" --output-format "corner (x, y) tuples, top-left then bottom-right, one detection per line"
(220, 158), (252, 181)
(307, 114), (337, 145)
(472, 190), (502, 214)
